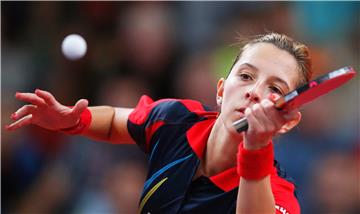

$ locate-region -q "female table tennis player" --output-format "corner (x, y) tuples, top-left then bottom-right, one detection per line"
(7, 32), (311, 214)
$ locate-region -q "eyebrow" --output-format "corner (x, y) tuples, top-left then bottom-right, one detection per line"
(241, 63), (259, 72)
(240, 63), (290, 91)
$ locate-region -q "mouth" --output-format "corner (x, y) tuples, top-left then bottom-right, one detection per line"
(235, 107), (246, 117)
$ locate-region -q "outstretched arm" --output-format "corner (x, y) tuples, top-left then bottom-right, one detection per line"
(6, 89), (135, 144)
(83, 106), (134, 144)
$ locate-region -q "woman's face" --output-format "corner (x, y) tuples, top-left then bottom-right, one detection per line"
(217, 42), (300, 134)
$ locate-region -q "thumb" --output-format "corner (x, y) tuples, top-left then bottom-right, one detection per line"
(72, 99), (89, 116)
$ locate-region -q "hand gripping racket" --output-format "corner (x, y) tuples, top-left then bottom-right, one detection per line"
(233, 66), (356, 133)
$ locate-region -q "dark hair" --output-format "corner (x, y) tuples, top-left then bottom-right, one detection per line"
(229, 32), (312, 86)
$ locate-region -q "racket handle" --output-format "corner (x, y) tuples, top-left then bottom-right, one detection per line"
(233, 118), (248, 133)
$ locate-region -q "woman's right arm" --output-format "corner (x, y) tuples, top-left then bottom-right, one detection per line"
(6, 89), (135, 144)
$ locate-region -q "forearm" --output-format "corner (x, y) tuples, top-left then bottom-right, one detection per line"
(81, 106), (134, 144)
(236, 175), (275, 214)
(236, 140), (275, 214)
(80, 106), (114, 141)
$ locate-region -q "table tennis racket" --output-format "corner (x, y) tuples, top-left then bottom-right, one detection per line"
(233, 66), (356, 133)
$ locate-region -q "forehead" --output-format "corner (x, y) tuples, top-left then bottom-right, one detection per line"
(233, 43), (299, 89)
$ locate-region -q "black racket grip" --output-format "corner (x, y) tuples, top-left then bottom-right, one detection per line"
(233, 117), (248, 133)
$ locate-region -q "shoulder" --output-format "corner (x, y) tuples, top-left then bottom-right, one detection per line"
(127, 95), (216, 153)
(129, 95), (212, 125)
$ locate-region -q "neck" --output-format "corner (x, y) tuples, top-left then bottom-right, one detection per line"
(203, 115), (243, 177)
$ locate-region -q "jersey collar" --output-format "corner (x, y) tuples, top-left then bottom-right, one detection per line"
(186, 116), (240, 192)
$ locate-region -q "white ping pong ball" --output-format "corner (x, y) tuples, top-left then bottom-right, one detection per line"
(61, 34), (87, 60)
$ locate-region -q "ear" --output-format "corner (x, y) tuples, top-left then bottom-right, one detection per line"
(216, 78), (225, 106)
(277, 112), (302, 134)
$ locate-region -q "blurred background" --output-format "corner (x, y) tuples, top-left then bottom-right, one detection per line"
(1, 2), (359, 213)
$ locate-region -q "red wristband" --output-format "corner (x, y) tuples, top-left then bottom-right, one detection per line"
(237, 142), (274, 180)
(60, 107), (92, 135)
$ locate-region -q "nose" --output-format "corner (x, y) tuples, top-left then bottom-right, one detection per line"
(245, 89), (260, 103)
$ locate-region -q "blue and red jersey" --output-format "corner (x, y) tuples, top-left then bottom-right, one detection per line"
(127, 95), (300, 214)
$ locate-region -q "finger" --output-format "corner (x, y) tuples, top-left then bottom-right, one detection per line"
(268, 93), (299, 121)
(260, 99), (285, 129)
(251, 103), (270, 127)
(6, 114), (33, 131)
(35, 89), (58, 106)
(72, 99), (89, 116)
(15, 92), (46, 106)
(245, 107), (263, 133)
(11, 105), (37, 120)
(254, 102), (278, 132)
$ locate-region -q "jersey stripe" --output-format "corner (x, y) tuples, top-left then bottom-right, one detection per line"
(149, 140), (160, 163)
(139, 177), (169, 213)
(143, 154), (193, 192)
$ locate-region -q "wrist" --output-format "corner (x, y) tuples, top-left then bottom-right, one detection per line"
(243, 136), (271, 150)
(243, 142), (270, 150)
(60, 107), (92, 135)
(237, 141), (274, 180)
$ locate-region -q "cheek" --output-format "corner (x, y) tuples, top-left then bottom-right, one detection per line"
(221, 85), (239, 113)
(223, 79), (244, 104)
(223, 78), (237, 98)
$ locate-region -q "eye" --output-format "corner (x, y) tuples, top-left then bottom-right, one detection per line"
(239, 73), (253, 81)
(269, 86), (284, 96)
